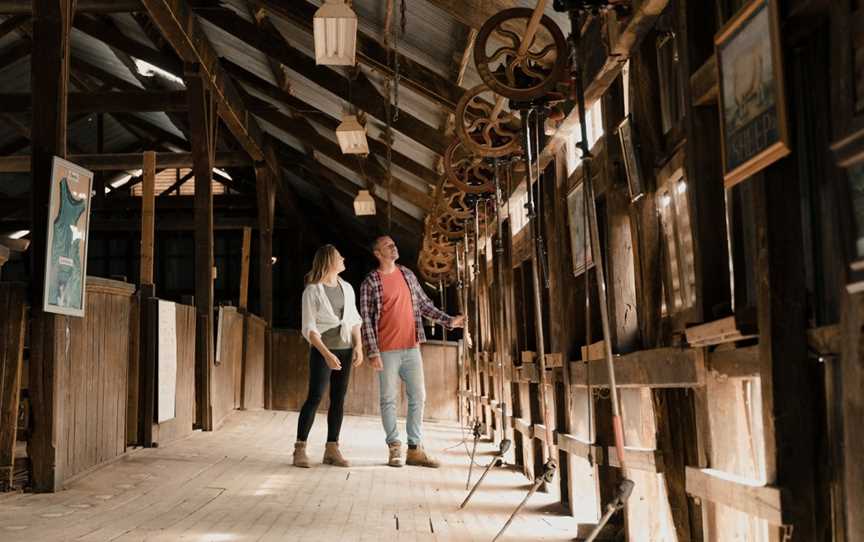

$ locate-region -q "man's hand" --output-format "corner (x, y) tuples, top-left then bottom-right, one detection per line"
(451, 315), (466, 328)
(369, 355), (383, 371)
(324, 351), (342, 370)
(351, 346), (364, 367)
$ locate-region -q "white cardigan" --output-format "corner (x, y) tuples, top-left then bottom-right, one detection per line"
(301, 278), (362, 346)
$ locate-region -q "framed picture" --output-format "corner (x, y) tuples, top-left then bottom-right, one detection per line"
(43, 156), (93, 317)
(566, 181), (593, 276)
(617, 116), (645, 202)
(715, 0), (790, 188)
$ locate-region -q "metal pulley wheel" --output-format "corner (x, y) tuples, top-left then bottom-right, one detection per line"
(474, 8), (569, 101)
(444, 140), (497, 195)
(455, 85), (521, 158)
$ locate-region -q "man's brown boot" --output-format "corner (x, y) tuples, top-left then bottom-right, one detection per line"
(406, 445), (440, 468)
(323, 442), (350, 467)
(293, 441), (310, 468)
(387, 442), (403, 467)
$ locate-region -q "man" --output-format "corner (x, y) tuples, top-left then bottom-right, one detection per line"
(360, 236), (465, 468)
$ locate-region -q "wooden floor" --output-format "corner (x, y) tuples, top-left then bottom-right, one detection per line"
(0, 411), (580, 541)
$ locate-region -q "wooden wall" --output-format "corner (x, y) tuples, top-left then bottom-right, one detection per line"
(153, 303), (196, 447)
(241, 314), (266, 410)
(0, 283), (26, 490)
(212, 307), (244, 429)
(271, 329), (459, 422)
(56, 277), (134, 484)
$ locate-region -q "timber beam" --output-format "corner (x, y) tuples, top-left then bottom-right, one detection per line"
(0, 152), (250, 172)
(685, 467), (783, 526)
(569, 347), (706, 388)
(225, 61), (439, 188)
(194, 7), (447, 155)
(0, 1), (142, 13)
(248, 0), (464, 111)
(281, 152), (424, 236)
(256, 107), (434, 212)
(141, 0), (278, 174)
(0, 90), (280, 114)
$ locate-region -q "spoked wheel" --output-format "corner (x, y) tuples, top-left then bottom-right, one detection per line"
(444, 140), (497, 195)
(474, 8), (568, 101)
(455, 84), (521, 158)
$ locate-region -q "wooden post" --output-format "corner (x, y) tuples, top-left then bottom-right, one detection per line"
(753, 165), (821, 539)
(140, 150), (156, 286)
(239, 226), (251, 311)
(93, 113), (105, 207)
(255, 154), (276, 409)
(186, 63), (214, 431)
(28, 0), (74, 493)
(0, 284), (26, 491)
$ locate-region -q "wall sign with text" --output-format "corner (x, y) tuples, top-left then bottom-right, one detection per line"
(715, 0), (790, 187)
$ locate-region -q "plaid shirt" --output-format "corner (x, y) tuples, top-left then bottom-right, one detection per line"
(359, 265), (454, 358)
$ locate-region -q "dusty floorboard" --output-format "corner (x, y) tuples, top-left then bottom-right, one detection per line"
(0, 411), (580, 541)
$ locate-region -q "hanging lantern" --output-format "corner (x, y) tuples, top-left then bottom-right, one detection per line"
(313, 0), (358, 66)
(336, 114), (369, 154)
(353, 190), (376, 216)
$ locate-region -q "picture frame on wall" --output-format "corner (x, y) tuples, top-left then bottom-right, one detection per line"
(617, 116), (645, 203)
(715, 0), (790, 188)
(43, 156), (93, 318)
(566, 181), (593, 276)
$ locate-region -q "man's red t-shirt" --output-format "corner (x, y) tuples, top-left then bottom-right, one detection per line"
(377, 268), (417, 352)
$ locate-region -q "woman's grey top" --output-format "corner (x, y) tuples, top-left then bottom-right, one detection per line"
(321, 283), (352, 349)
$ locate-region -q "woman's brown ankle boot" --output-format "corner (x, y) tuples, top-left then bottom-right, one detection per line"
(323, 442), (350, 467)
(293, 442), (310, 468)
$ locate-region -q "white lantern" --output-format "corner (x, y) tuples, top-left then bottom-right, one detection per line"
(353, 190), (376, 216)
(336, 114), (369, 154)
(313, 0), (358, 66)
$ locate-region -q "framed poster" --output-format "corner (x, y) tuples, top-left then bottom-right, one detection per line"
(715, 0), (790, 188)
(617, 116), (645, 202)
(566, 182), (593, 276)
(43, 156), (93, 317)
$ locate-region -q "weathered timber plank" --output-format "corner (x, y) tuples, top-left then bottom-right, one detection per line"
(569, 347), (705, 388)
(706, 346), (760, 379)
(685, 466), (783, 526)
(606, 446), (664, 473)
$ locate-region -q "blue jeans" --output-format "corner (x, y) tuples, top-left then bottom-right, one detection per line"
(379, 347), (425, 446)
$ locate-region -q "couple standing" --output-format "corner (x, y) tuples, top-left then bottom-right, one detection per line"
(295, 236), (464, 468)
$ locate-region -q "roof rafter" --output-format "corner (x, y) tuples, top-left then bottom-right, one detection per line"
(224, 60), (437, 189)
(248, 0), (464, 112)
(194, 7), (447, 156)
(140, 0), (277, 173)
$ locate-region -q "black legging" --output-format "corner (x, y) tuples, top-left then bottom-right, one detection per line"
(296, 348), (353, 443)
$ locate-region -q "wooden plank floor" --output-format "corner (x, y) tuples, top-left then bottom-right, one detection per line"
(0, 411), (580, 541)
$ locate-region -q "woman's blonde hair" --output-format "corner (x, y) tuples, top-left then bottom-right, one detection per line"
(305, 244), (339, 285)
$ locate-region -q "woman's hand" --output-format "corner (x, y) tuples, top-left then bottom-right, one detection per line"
(324, 351), (342, 370)
(351, 345), (364, 367)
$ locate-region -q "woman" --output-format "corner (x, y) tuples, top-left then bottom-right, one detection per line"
(296, 245), (363, 468)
